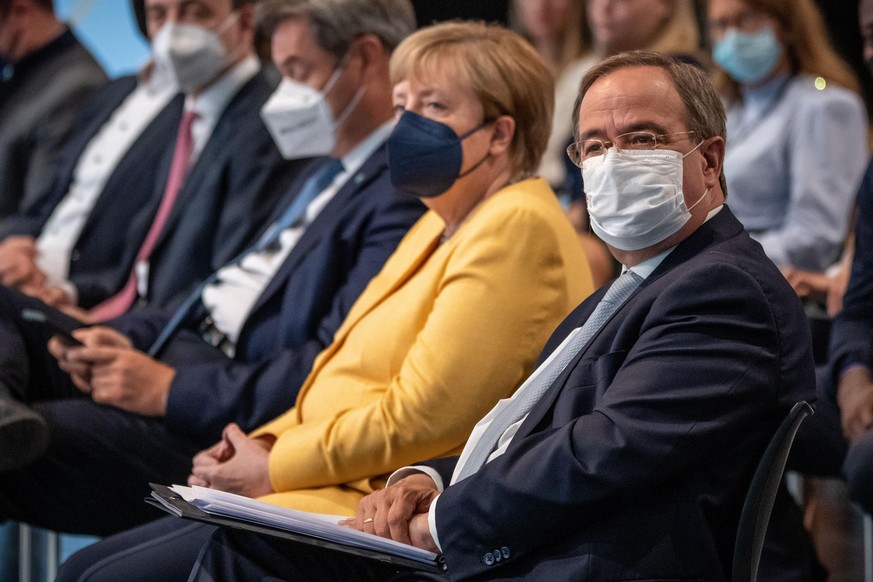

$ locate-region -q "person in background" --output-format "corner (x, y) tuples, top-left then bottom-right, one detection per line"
(186, 49), (815, 582)
(509, 0), (591, 194)
(509, 0), (615, 288)
(0, 0), (107, 219)
(708, 0), (867, 275)
(0, 1), (183, 314)
(57, 18), (593, 581)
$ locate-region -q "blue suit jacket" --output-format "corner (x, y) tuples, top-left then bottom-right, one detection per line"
(829, 157), (873, 392)
(426, 208), (815, 581)
(0, 76), (186, 308)
(113, 145), (425, 442)
(135, 69), (309, 311)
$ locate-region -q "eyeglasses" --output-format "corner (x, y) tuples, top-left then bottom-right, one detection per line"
(566, 131), (699, 168)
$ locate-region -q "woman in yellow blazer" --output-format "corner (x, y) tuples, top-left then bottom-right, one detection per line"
(185, 21), (594, 515)
(58, 20), (594, 582)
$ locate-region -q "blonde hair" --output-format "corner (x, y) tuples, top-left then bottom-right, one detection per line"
(591, 0), (701, 56)
(713, 0), (859, 102)
(508, 0), (593, 75)
(648, 0), (700, 55)
(390, 21), (555, 178)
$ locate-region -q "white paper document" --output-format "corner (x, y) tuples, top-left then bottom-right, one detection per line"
(155, 485), (440, 566)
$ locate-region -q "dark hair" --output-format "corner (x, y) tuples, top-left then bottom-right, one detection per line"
(0, 0), (54, 16)
(573, 50), (728, 196)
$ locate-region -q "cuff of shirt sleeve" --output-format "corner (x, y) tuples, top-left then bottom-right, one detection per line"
(428, 494), (442, 552)
(53, 279), (78, 306)
(386, 466), (444, 492)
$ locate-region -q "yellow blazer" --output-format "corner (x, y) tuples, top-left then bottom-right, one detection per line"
(254, 177), (594, 515)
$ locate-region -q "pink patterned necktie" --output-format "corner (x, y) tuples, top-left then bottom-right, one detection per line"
(90, 109), (198, 321)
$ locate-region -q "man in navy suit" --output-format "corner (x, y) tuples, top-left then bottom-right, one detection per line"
(0, 0), (422, 538)
(187, 51), (815, 582)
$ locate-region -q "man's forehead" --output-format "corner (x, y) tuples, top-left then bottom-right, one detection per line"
(578, 66), (684, 134)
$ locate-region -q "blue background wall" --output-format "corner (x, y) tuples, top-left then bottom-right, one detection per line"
(57, 0), (149, 77)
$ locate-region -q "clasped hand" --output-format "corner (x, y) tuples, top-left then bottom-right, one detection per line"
(188, 423), (275, 498)
(48, 326), (175, 416)
(339, 473), (440, 552)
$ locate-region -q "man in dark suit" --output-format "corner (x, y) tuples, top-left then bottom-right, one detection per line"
(0, 0), (107, 219)
(0, 40), (184, 310)
(0, 0), (422, 539)
(0, 0), (303, 314)
(187, 51), (815, 582)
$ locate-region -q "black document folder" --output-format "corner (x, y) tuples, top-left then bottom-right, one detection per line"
(146, 483), (446, 574)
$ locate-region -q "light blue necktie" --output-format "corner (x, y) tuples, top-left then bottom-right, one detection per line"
(146, 159), (345, 357)
(454, 270), (643, 482)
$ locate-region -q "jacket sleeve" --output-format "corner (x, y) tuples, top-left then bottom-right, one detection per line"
(828, 158), (873, 396)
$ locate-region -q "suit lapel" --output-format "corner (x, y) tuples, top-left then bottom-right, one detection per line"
(150, 73), (264, 255)
(512, 207), (746, 441)
(245, 150), (389, 318)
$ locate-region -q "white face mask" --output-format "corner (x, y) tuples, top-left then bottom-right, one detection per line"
(260, 63), (364, 159)
(151, 14), (238, 93)
(582, 145), (708, 251)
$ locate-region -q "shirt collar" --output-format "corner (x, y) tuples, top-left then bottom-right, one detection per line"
(625, 204), (723, 280)
(4, 26), (76, 81)
(184, 54), (259, 118)
(338, 120), (394, 178)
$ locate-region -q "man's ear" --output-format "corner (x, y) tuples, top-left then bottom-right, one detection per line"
(488, 115), (516, 157)
(700, 135), (725, 190)
(351, 34), (386, 78)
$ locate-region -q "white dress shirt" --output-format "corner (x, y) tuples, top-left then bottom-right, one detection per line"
(199, 121), (394, 354)
(34, 67), (178, 296)
(134, 56), (260, 298)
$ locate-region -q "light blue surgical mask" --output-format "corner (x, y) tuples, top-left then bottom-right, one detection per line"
(713, 25), (783, 85)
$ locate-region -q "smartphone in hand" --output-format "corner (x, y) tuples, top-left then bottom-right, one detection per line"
(20, 308), (84, 347)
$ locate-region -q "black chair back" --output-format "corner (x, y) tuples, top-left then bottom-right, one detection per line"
(732, 401), (814, 582)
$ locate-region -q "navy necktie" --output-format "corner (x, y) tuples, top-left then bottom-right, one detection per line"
(147, 159), (345, 357)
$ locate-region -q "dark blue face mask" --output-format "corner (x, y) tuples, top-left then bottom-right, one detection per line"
(387, 110), (492, 198)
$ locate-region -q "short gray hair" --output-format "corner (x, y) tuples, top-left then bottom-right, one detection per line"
(256, 0), (416, 60)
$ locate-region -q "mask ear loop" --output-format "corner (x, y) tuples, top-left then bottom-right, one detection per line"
(457, 118), (496, 178)
(682, 137), (713, 211)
